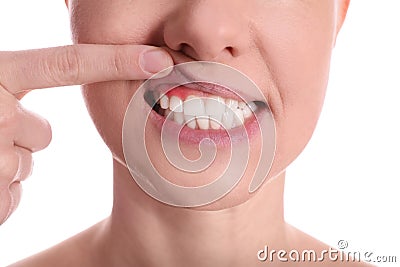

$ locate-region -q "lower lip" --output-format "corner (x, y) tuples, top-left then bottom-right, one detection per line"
(148, 107), (263, 147)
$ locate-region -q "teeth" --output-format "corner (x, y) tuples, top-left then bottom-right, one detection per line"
(184, 96), (205, 116)
(222, 98), (237, 129)
(247, 101), (257, 112)
(242, 104), (252, 119)
(170, 96), (183, 112)
(222, 108), (234, 129)
(225, 99), (238, 110)
(160, 95), (169, 109)
(157, 93), (258, 130)
(196, 116), (210, 130)
(173, 112), (185, 125)
(165, 109), (173, 120)
(184, 115), (196, 129)
(238, 102), (246, 109)
(233, 109), (244, 126)
(205, 96), (225, 126)
(210, 119), (221, 130)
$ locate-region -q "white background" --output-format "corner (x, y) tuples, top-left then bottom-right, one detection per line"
(0, 1), (399, 266)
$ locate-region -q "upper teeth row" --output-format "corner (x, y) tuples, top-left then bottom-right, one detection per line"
(158, 94), (257, 130)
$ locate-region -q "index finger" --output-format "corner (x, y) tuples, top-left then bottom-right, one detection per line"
(0, 44), (173, 94)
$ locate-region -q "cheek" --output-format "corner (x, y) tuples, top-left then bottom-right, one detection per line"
(70, 0), (164, 45)
(259, 4), (336, 175)
(81, 81), (138, 161)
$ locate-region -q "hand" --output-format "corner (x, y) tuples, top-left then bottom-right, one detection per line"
(0, 44), (173, 224)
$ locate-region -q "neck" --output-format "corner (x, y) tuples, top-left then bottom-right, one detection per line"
(99, 159), (287, 267)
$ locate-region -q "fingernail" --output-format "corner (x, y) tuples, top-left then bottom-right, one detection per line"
(140, 49), (173, 74)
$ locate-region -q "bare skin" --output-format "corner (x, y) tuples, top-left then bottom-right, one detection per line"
(9, 165), (371, 266)
(1, 0), (374, 266)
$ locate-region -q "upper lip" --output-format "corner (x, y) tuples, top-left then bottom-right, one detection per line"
(145, 48), (266, 103)
(181, 82), (245, 101)
(146, 63), (264, 103)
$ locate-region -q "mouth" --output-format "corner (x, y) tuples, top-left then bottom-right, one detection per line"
(144, 82), (266, 145)
(148, 83), (265, 129)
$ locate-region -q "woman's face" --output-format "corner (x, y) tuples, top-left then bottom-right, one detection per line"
(68, 0), (344, 209)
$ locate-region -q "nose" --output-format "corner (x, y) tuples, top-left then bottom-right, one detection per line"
(163, 1), (249, 61)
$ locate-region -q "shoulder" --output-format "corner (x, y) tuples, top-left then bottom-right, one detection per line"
(8, 221), (106, 267)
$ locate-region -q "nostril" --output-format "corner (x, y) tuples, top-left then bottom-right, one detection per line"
(226, 46), (238, 57)
(180, 44), (200, 61)
(174, 43), (186, 53)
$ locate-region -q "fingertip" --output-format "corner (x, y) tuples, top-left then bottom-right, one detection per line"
(139, 48), (174, 76)
(0, 188), (12, 226)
